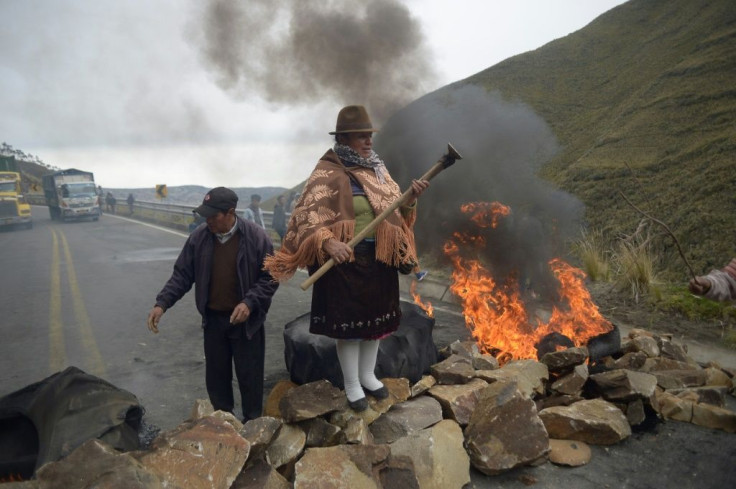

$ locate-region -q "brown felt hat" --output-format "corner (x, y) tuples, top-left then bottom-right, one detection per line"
(329, 105), (379, 135)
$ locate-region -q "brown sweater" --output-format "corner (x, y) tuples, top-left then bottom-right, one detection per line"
(207, 235), (241, 312)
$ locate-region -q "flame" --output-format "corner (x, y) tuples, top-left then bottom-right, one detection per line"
(444, 201), (612, 363)
(410, 280), (434, 317)
(0, 474), (24, 483)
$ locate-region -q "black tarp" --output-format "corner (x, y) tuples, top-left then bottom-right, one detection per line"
(0, 366), (143, 479)
(284, 300), (438, 388)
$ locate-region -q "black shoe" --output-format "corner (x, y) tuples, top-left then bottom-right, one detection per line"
(348, 397), (368, 412)
(362, 386), (389, 400)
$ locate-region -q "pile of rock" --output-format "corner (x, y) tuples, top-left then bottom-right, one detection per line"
(11, 328), (735, 489)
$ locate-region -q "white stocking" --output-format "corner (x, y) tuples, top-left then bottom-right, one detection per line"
(358, 339), (384, 391)
(335, 339), (364, 402)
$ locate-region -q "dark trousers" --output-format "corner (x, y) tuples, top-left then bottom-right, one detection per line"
(202, 310), (265, 421)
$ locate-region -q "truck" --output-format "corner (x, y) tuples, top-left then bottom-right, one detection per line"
(42, 169), (100, 221)
(0, 171), (33, 230)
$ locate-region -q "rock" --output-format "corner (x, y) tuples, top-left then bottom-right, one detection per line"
(625, 335), (660, 357)
(210, 410), (244, 431)
(293, 444), (402, 488)
(298, 417), (343, 447)
(551, 364), (589, 395)
(691, 403), (736, 433)
(655, 391), (694, 422)
(189, 398), (215, 420)
(266, 423), (306, 470)
(589, 369), (657, 402)
(613, 351), (648, 371)
(343, 416), (374, 445)
(278, 380), (346, 422)
(368, 378), (412, 415)
(232, 458), (291, 489)
(641, 358), (701, 373)
(378, 455), (421, 489)
(427, 378), (488, 425)
(390, 419), (470, 489)
(464, 381), (549, 475)
(536, 394), (585, 411)
(241, 416), (283, 460)
(547, 439), (592, 467)
(540, 347), (588, 372)
(410, 375), (437, 398)
(624, 399), (646, 426)
(35, 439), (161, 489)
(136, 415), (249, 489)
(669, 386), (728, 407)
(657, 339), (692, 363)
(447, 339), (480, 358)
(369, 396), (444, 444)
(704, 367), (733, 388)
(430, 354), (475, 385)
(264, 380), (298, 418)
(475, 359), (549, 399)
(500, 359), (549, 397)
(539, 398), (632, 445)
(652, 369), (708, 390)
(472, 353), (500, 371)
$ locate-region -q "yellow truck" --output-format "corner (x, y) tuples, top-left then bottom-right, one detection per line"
(0, 171), (33, 230)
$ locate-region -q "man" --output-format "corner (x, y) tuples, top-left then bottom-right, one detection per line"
(271, 195), (287, 245)
(243, 194), (265, 229)
(688, 258), (736, 302)
(147, 187), (279, 421)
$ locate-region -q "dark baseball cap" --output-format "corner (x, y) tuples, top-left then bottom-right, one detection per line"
(194, 187), (238, 217)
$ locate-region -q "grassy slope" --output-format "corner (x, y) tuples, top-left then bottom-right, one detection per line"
(459, 0), (736, 279)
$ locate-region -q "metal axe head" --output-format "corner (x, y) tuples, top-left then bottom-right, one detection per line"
(443, 143), (463, 169)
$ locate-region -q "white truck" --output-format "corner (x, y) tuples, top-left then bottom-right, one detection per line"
(42, 169), (100, 221)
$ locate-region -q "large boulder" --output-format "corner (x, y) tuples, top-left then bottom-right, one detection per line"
(283, 301), (438, 387)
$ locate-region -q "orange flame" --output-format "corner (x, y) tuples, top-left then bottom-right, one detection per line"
(445, 201), (612, 363)
(410, 280), (434, 317)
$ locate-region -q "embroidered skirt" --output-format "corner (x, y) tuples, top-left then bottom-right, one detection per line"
(309, 241), (401, 339)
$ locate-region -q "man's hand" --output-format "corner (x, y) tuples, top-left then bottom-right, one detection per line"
(147, 305), (164, 334)
(688, 277), (711, 296)
(230, 302), (251, 324)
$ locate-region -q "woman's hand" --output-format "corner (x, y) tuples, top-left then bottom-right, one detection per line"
(323, 239), (353, 264)
(405, 179), (429, 206)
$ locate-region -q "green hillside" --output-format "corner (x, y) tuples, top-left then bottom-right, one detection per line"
(456, 0), (735, 278)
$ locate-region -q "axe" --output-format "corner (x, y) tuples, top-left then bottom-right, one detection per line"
(300, 143), (463, 291)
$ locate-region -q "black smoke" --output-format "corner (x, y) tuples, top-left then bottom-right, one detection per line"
(191, 0), (437, 123)
(375, 84), (585, 301)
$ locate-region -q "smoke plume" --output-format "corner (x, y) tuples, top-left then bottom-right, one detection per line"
(375, 84), (586, 302)
(192, 0), (437, 122)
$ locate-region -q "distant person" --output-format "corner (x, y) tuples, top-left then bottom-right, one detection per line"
(243, 194), (265, 229)
(688, 258), (736, 302)
(271, 195), (287, 245)
(97, 186), (104, 214)
(126, 193), (135, 215)
(285, 191), (297, 214)
(146, 187), (279, 422)
(105, 192), (116, 214)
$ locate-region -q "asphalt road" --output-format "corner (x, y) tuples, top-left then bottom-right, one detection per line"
(1, 207), (734, 488)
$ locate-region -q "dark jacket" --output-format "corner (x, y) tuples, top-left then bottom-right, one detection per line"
(155, 217), (279, 338)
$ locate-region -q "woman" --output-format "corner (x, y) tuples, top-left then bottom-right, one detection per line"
(265, 105), (428, 411)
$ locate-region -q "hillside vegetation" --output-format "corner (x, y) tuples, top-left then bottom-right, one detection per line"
(458, 0), (735, 279)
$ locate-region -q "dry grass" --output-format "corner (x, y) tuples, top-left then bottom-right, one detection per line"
(572, 228), (610, 282)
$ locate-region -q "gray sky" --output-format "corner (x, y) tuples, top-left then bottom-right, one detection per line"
(0, 0), (626, 189)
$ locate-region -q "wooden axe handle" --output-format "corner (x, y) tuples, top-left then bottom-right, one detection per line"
(300, 143), (462, 291)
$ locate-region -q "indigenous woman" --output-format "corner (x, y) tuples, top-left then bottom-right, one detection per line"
(264, 105), (428, 410)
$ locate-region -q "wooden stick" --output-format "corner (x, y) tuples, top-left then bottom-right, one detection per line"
(299, 143), (463, 291)
(618, 190), (697, 281)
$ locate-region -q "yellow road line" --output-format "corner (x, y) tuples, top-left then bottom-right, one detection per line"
(49, 229), (67, 373)
(58, 230), (107, 378)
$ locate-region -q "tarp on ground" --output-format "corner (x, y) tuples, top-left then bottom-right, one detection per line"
(0, 366), (143, 479)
